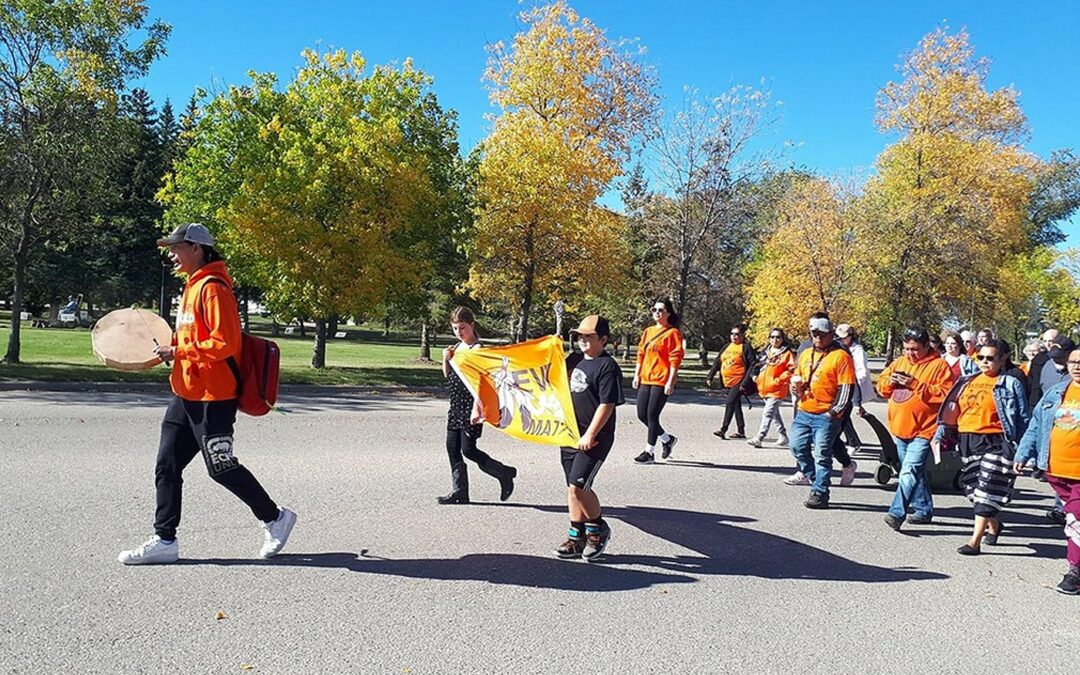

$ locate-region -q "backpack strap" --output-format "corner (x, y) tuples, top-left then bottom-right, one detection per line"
(196, 276), (242, 385)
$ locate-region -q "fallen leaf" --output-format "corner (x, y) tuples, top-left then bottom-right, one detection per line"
(239, 665), (254, 671)
(215, 611), (227, 620)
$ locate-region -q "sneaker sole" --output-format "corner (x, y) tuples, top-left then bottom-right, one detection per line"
(583, 529), (612, 563)
(260, 510), (297, 559)
(118, 552), (179, 565)
(1056, 586), (1080, 595)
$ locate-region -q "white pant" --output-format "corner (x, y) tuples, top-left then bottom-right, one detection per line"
(757, 397), (787, 439)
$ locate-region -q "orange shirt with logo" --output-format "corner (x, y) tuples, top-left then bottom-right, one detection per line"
(636, 325), (685, 386)
(171, 261), (242, 402)
(1049, 383), (1080, 480)
(795, 346), (856, 414)
(876, 353), (955, 440)
(757, 349), (795, 399)
(956, 374), (1002, 434)
(719, 342), (746, 388)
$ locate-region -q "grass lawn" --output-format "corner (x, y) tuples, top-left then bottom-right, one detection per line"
(0, 317), (717, 389)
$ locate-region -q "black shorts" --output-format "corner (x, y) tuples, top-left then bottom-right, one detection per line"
(560, 435), (614, 491)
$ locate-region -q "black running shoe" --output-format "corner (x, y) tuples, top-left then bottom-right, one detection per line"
(583, 521), (611, 562)
(661, 435), (678, 459)
(1057, 572), (1080, 595)
(1047, 508), (1067, 526)
(728, 432), (747, 440)
(907, 514), (933, 525)
(633, 451), (655, 464)
(555, 538), (586, 559)
(804, 492), (829, 509)
(883, 514), (902, 531)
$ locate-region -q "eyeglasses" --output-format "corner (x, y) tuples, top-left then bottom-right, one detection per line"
(651, 307), (666, 314)
(975, 355), (997, 362)
(1068, 361), (1080, 367)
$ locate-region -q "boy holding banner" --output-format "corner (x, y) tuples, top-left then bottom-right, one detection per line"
(556, 315), (625, 561)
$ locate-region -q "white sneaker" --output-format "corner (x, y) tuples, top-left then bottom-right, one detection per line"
(259, 507), (297, 559)
(840, 460), (858, 486)
(118, 535), (179, 565)
(747, 436), (764, 448)
(783, 471), (810, 486)
(775, 435), (789, 448)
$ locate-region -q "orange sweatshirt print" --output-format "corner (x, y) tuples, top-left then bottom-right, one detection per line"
(636, 325), (685, 386)
(171, 261), (242, 401)
(876, 353), (955, 440)
(757, 349), (794, 399)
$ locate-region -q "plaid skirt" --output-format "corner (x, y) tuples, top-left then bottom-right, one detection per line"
(958, 432), (1016, 517)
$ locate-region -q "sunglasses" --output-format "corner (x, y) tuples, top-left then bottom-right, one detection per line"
(730, 332), (741, 337)
(810, 330), (827, 337)
(651, 307), (666, 314)
(769, 334), (783, 339)
(975, 354), (998, 362)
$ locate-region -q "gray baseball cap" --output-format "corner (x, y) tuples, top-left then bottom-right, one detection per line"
(157, 223), (215, 247)
(809, 316), (834, 333)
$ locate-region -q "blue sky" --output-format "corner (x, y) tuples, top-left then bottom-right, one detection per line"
(134, 1), (1080, 241)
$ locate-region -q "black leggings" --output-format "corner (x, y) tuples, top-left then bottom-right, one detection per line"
(721, 386), (745, 435)
(636, 384), (669, 446)
(154, 396), (279, 540)
(445, 427), (491, 468)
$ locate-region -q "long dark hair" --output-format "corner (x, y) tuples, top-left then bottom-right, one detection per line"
(653, 297), (681, 328)
(981, 338), (1015, 371)
(201, 244), (224, 263)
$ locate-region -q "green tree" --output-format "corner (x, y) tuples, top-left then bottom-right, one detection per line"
(160, 49), (462, 368)
(0, 0), (168, 363)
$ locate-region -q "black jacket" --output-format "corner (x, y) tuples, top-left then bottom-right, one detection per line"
(708, 341), (757, 390)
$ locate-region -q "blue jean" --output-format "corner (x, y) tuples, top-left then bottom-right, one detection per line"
(887, 436), (933, 521)
(789, 411), (840, 497)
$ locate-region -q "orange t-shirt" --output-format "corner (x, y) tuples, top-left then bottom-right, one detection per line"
(757, 349), (795, 399)
(796, 346), (856, 414)
(876, 353), (955, 440)
(1049, 383), (1080, 480)
(720, 342), (746, 388)
(956, 374), (1002, 434)
(636, 325), (685, 386)
(1019, 362), (1031, 377)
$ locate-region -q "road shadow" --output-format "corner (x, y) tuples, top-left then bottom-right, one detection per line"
(179, 503), (947, 590)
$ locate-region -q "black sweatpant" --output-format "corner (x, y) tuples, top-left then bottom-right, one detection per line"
(721, 386), (745, 435)
(636, 384), (669, 446)
(154, 396), (279, 540)
(445, 426), (492, 468)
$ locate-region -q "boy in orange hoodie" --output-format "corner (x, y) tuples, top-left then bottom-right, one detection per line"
(877, 326), (955, 530)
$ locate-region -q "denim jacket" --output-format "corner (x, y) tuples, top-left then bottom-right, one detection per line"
(1015, 381), (1071, 470)
(932, 372), (1030, 447)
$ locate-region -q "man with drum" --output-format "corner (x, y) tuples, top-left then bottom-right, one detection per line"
(117, 223), (296, 565)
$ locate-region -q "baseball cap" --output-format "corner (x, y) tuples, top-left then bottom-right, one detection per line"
(157, 223), (215, 247)
(808, 316), (833, 333)
(571, 315), (611, 338)
(835, 323), (853, 339)
(1048, 338), (1077, 360)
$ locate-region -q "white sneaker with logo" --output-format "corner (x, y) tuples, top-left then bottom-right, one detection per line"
(259, 507), (297, 559)
(783, 471), (810, 486)
(118, 535), (179, 565)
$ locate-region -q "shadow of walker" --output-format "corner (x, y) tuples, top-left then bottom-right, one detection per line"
(178, 503), (948, 592)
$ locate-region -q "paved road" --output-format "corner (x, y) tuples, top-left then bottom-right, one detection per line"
(0, 388), (1072, 674)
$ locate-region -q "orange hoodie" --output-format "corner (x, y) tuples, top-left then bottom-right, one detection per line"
(171, 261), (242, 401)
(636, 325), (685, 386)
(876, 352), (955, 440)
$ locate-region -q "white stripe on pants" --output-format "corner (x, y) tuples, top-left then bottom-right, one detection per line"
(757, 397), (787, 438)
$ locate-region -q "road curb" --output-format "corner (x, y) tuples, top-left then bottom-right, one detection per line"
(0, 380), (446, 397)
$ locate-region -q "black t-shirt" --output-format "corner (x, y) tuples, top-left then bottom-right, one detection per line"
(566, 350), (624, 439)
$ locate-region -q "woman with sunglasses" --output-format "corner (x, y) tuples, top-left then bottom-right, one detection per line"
(750, 328), (794, 447)
(707, 323), (757, 440)
(1015, 346), (1080, 594)
(632, 298), (685, 463)
(933, 339), (1029, 555)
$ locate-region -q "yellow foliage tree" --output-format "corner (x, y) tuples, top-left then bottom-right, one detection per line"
(864, 27), (1038, 348)
(745, 177), (873, 342)
(468, 1), (657, 340)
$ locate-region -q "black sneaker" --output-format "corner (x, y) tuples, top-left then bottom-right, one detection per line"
(633, 451), (655, 464)
(436, 493), (469, 505)
(728, 432), (747, 440)
(804, 492), (829, 509)
(907, 514), (933, 525)
(1047, 508), (1067, 526)
(712, 429), (726, 439)
(555, 538), (586, 559)
(957, 544), (980, 556)
(1057, 572), (1080, 595)
(661, 435), (678, 459)
(883, 514), (902, 531)
(582, 521), (612, 562)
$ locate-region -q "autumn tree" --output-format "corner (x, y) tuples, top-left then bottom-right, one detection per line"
(0, 0), (169, 363)
(160, 49), (462, 368)
(863, 27), (1037, 351)
(745, 176), (873, 342)
(468, 1), (657, 341)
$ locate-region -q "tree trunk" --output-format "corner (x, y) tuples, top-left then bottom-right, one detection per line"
(328, 314), (339, 336)
(885, 326), (896, 364)
(383, 315), (391, 339)
(516, 221), (537, 343)
(298, 318), (306, 338)
(311, 318), (328, 369)
(4, 251), (26, 363)
(622, 332), (632, 361)
(698, 340), (709, 368)
(240, 287), (250, 333)
(271, 316), (279, 337)
(420, 320), (431, 360)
